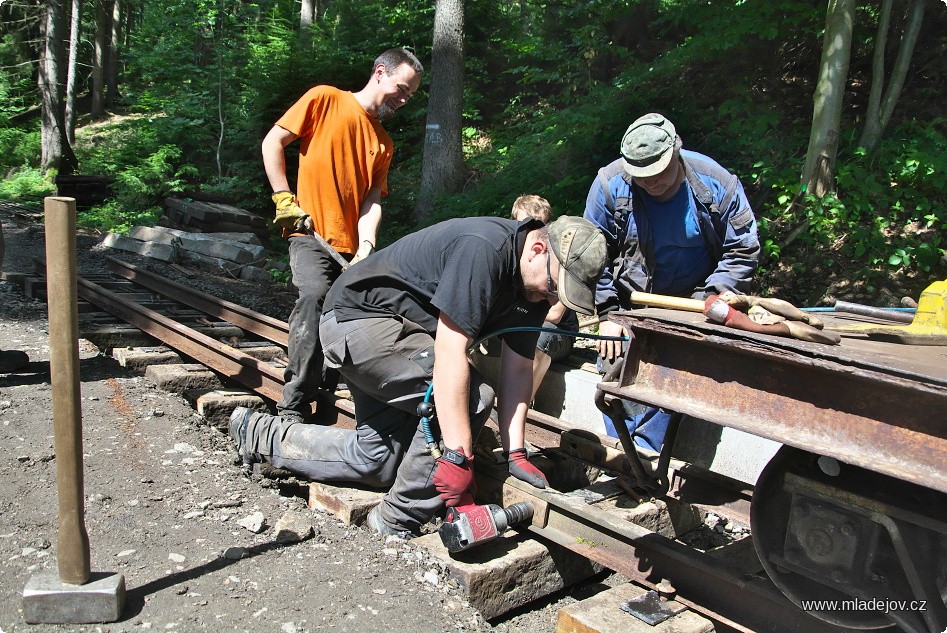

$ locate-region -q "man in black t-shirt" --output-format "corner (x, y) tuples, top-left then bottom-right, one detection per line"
(230, 215), (607, 537)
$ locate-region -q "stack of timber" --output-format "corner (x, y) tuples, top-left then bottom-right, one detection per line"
(99, 224), (279, 281)
(160, 197), (270, 241)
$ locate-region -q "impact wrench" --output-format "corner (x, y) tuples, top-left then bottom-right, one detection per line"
(439, 502), (534, 553)
(417, 386), (537, 553)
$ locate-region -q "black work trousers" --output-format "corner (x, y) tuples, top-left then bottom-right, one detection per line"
(246, 311), (495, 533)
(277, 235), (344, 417)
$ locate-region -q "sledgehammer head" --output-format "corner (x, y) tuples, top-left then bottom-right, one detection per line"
(439, 502), (534, 553)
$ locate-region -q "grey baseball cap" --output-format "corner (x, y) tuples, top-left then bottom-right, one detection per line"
(548, 216), (607, 316)
(620, 113), (678, 178)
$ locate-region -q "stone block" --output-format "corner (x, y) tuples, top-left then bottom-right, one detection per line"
(144, 363), (221, 393)
(234, 342), (285, 362)
(239, 265), (272, 282)
(129, 224), (262, 246)
(308, 481), (384, 526)
(188, 388), (268, 430)
(416, 531), (601, 620)
(556, 583), (714, 633)
(100, 232), (174, 262)
(112, 346), (182, 370)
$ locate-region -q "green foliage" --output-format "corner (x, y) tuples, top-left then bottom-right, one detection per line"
(759, 118), (946, 278)
(77, 143), (194, 234)
(0, 167), (56, 201)
(0, 128), (41, 170)
(76, 203), (163, 235)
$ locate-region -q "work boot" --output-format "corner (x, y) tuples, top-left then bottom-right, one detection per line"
(229, 407), (263, 466)
(366, 505), (414, 540)
(0, 350), (29, 373)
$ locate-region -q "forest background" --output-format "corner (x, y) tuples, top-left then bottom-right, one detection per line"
(1, 0), (945, 306)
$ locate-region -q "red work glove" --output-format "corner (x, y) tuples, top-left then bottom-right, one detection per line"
(433, 454), (476, 507)
(507, 448), (547, 489)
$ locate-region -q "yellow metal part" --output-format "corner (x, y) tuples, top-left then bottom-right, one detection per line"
(827, 280), (947, 345)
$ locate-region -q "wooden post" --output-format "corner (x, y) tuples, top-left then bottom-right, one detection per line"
(44, 197), (91, 585)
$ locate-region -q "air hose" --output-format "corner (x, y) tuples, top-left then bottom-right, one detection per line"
(417, 382), (440, 459)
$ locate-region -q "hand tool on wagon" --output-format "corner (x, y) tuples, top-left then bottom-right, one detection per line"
(824, 279), (947, 345)
(626, 290), (841, 345)
(833, 300), (915, 324)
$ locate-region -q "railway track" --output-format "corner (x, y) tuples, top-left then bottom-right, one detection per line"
(27, 256), (947, 633)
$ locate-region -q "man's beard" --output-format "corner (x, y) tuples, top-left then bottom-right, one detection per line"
(377, 103), (396, 121)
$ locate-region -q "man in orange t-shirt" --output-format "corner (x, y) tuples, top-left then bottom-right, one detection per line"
(261, 48), (423, 421)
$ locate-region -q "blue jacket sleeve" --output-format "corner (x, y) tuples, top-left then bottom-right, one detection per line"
(695, 178), (760, 298)
(582, 179), (621, 316)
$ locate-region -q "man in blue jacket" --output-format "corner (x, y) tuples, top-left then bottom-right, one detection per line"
(583, 112), (759, 450)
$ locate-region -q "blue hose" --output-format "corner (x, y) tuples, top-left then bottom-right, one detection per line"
(418, 383), (440, 458)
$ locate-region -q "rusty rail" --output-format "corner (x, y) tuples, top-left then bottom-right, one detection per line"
(105, 256), (289, 346)
(476, 460), (843, 633)
(76, 275), (286, 402)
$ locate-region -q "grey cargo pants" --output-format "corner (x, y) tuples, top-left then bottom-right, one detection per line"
(245, 311), (495, 533)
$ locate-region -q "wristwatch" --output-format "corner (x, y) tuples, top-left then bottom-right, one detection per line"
(441, 448), (467, 466)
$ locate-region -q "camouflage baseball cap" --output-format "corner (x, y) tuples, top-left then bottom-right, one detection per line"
(547, 216), (607, 316)
(620, 113), (678, 178)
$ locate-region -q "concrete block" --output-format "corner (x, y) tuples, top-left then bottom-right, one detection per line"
(239, 265), (272, 282)
(100, 232), (175, 262)
(129, 225), (262, 246)
(188, 388), (268, 430)
(23, 571), (125, 624)
(234, 342), (285, 362)
(416, 531), (601, 620)
(181, 236), (262, 264)
(556, 583), (713, 633)
(79, 324), (159, 353)
(128, 225), (266, 263)
(308, 482), (384, 526)
(22, 275), (47, 300)
(112, 346), (182, 370)
(144, 363), (221, 393)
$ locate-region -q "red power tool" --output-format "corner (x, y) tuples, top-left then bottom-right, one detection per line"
(438, 502), (534, 553)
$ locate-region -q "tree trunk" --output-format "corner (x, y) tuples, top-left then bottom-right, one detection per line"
(91, 0), (111, 119)
(415, 0), (467, 222)
(300, 0), (314, 44)
(40, 0), (78, 173)
(64, 0), (82, 144)
(800, 0), (855, 199)
(859, 0), (926, 153)
(106, 0), (121, 106)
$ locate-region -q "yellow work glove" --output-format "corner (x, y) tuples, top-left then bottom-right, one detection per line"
(272, 191), (311, 233)
(349, 240), (375, 265)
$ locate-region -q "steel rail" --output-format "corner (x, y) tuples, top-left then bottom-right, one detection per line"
(75, 275), (286, 402)
(104, 256), (289, 346)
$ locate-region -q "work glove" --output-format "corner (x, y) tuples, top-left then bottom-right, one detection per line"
(720, 293), (825, 329)
(272, 191), (311, 233)
(350, 240), (375, 266)
(433, 454), (476, 508)
(507, 448), (547, 489)
(704, 295), (840, 345)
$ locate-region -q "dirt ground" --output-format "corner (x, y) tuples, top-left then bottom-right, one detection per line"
(0, 206), (613, 633)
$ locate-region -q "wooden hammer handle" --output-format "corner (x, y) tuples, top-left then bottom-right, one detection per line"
(629, 291), (706, 313)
